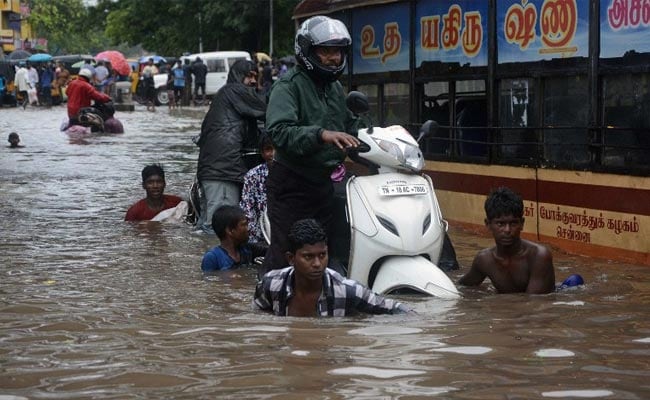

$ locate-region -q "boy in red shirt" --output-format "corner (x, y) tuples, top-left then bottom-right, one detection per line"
(125, 164), (183, 221)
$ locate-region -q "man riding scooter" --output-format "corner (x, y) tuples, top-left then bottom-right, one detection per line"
(262, 15), (459, 282)
(66, 68), (112, 131)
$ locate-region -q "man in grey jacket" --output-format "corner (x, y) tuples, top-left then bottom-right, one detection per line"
(195, 59), (266, 233)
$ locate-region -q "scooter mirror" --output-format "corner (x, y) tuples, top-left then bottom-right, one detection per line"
(417, 120), (439, 143)
(346, 91), (370, 115)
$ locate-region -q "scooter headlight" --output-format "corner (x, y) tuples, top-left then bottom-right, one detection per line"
(402, 142), (424, 171)
(371, 137), (424, 171)
(372, 138), (406, 164)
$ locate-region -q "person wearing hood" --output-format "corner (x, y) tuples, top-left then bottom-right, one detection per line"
(195, 59), (266, 233)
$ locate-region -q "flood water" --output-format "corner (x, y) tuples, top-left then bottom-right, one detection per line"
(1, 105), (649, 399)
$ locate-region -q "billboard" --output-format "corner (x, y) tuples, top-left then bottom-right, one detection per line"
(600, 0), (650, 58)
(497, 0), (589, 63)
(352, 3), (410, 74)
(415, 0), (489, 67)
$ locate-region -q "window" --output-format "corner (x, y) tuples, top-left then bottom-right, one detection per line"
(498, 78), (539, 162)
(455, 80), (487, 158)
(356, 84), (380, 124)
(602, 73), (650, 169)
(421, 81), (450, 155)
(542, 76), (590, 168)
(383, 83), (410, 126)
(206, 59), (225, 73)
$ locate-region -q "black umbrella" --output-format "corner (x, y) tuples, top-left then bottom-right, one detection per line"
(8, 50), (32, 60)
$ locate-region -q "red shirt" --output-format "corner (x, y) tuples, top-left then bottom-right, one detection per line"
(124, 195), (183, 221)
(66, 77), (112, 118)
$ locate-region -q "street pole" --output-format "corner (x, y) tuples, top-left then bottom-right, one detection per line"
(198, 0), (204, 53)
(269, 0), (273, 57)
(199, 12), (204, 52)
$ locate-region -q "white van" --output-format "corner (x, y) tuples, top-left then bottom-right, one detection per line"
(181, 51), (252, 96)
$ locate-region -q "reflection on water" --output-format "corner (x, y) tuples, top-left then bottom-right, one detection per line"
(1, 106), (649, 399)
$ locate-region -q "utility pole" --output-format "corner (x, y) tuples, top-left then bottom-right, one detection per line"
(198, 0), (204, 52)
(269, 0), (273, 57)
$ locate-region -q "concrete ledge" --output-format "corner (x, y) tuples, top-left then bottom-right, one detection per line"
(114, 104), (135, 112)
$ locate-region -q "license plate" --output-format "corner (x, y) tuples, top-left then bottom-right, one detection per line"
(379, 184), (428, 196)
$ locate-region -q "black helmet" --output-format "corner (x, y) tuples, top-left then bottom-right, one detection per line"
(295, 15), (351, 82)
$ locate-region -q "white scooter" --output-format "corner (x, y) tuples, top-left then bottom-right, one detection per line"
(343, 91), (460, 298)
(260, 92), (460, 298)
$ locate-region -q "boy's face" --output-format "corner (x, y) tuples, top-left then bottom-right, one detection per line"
(143, 174), (165, 200)
(230, 217), (250, 244)
(486, 215), (524, 246)
(287, 242), (328, 283)
(261, 144), (275, 164)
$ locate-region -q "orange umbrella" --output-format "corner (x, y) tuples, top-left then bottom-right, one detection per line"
(95, 50), (130, 76)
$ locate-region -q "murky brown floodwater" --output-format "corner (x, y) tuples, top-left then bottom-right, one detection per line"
(1, 105), (649, 399)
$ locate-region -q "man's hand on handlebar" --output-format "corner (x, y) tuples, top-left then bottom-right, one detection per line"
(321, 130), (360, 150)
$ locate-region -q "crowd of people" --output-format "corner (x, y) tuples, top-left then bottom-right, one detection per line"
(116, 15), (563, 319)
(7, 60), (70, 109)
(3, 15), (565, 317)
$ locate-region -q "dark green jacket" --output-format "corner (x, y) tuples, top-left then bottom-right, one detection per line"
(266, 66), (361, 182)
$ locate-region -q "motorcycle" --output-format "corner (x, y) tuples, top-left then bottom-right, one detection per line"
(64, 101), (124, 136)
(342, 91), (460, 298)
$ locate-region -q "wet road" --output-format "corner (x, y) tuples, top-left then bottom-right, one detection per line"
(1, 105), (649, 399)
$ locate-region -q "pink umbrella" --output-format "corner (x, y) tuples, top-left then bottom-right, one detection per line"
(95, 50), (131, 76)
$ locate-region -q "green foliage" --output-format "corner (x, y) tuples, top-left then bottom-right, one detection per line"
(28, 0), (91, 54)
(28, 0), (301, 58)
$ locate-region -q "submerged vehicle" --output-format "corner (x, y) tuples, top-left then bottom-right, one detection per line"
(63, 101), (124, 137)
(343, 91), (459, 298)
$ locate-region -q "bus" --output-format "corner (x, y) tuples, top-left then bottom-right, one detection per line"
(293, 0), (650, 265)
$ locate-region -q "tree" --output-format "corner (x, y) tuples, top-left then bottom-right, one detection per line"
(105, 0), (301, 57)
(27, 0), (302, 57)
(27, 0), (108, 54)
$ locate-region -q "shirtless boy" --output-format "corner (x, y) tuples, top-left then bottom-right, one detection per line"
(458, 187), (555, 294)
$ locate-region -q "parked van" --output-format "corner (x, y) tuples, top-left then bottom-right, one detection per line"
(181, 51), (251, 96)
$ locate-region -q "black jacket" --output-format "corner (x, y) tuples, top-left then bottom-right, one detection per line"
(196, 60), (266, 183)
(191, 60), (208, 84)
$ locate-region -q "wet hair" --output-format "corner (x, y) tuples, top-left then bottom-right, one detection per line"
(8, 132), (19, 142)
(287, 219), (327, 253)
(211, 205), (246, 240)
(484, 187), (523, 221)
(141, 164), (165, 183)
(258, 132), (274, 152)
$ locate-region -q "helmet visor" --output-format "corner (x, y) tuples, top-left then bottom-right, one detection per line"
(309, 18), (351, 47)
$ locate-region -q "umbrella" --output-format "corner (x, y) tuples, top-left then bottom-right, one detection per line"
(95, 50), (130, 76)
(139, 55), (166, 64)
(71, 59), (96, 69)
(28, 53), (52, 62)
(8, 50), (31, 60)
